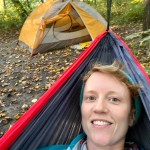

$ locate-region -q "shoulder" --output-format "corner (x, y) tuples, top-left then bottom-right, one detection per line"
(37, 133), (86, 150)
(68, 133), (86, 149)
(37, 145), (69, 150)
(125, 142), (145, 150)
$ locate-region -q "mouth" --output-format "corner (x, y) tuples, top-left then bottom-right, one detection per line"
(92, 120), (112, 127)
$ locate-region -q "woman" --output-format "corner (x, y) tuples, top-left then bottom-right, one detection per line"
(38, 61), (143, 150)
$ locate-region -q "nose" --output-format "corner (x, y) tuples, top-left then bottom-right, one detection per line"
(93, 98), (108, 113)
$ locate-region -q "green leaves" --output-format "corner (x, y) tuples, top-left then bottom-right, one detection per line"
(145, 68), (150, 76)
(131, 0), (144, 4)
(126, 33), (141, 39)
(140, 35), (150, 46)
(126, 29), (150, 46)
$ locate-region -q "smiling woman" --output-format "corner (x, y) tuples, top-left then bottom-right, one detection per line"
(81, 61), (140, 150)
(38, 61), (143, 150)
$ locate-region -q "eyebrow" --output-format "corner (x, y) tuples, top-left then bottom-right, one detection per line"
(83, 90), (97, 94)
(84, 90), (121, 96)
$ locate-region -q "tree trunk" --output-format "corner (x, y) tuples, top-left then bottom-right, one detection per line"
(3, 0), (6, 9)
(143, 0), (150, 31)
(3, 0), (7, 14)
(94, 0), (97, 5)
(11, 0), (28, 19)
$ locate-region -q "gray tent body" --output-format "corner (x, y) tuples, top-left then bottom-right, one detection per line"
(19, 0), (107, 55)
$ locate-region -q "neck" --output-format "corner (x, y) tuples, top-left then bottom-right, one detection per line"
(86, 140), (125, 150)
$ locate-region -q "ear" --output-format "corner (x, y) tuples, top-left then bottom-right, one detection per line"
(129, 109), (135, 127)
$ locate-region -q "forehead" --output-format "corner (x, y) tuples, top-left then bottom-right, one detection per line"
(84, 72), (129, 95)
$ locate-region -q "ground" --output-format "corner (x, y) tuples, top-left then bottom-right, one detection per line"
(0, 23), (150, 137)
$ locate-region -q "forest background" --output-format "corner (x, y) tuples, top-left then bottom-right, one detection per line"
(0, 0), (150, 137)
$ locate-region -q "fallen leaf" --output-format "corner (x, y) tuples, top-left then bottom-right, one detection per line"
(32, 99), (37, 103)
(14, 114), (21, 120)
(0, 113), (6, 118)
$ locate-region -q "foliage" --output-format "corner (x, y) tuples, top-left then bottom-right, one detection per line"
(0, 8), (23, 29)
(121, 2), (144, 24)
(89, 0), (144, 25)
(131, 0), (144, 4)
(0, 0), (42, 29)
(126, 29), (150, 46)
(0, 0), (147, 28)
(125, 28), (150, 76)
(99, 0), (144, 24)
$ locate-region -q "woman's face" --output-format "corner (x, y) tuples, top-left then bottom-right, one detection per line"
(81, 72), (134, 150)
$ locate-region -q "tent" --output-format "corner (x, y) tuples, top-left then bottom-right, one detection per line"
(19, 0), (107, 56)
(0, 30), (150, 150)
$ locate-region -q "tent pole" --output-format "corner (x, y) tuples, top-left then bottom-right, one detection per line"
(106, 0), (112, 31)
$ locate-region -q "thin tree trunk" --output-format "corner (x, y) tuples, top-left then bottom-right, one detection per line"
(3, 0), (7, 14)
(3, 0), (6, 9)
(143, 0), (150, 31)
(11, 0), (28, 19)
(94, 0), (97, 5)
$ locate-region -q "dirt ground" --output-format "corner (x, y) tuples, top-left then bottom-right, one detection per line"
(0, 24), (149, 137)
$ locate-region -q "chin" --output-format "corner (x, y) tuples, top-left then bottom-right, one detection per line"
(90, 134), (113, 146)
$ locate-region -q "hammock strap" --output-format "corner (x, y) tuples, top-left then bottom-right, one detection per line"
(107, 0), (112, 30)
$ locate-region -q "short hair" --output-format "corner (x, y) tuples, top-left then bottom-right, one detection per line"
(83, 61), (140, 102)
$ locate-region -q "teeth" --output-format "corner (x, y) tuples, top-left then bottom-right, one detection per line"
(93, 121), (110, 126)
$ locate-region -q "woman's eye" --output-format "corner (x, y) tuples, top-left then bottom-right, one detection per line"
(86, 96), (96, 101)
(109, 97), (120, 103)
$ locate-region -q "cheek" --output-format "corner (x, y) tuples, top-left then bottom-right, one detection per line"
(81, 104), (87, 119)
(114, 107), (131, 123)
(81, 104), (91, 123)
(81, 105), (86, 130)
(81, 104), (91, 134)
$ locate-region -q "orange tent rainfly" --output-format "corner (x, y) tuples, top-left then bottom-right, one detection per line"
(19, 0), (107, 56)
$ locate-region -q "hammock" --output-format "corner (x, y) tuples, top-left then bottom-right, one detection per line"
(0, 30), (150, 150)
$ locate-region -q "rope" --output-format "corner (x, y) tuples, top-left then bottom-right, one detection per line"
(106, 0), (112, 30)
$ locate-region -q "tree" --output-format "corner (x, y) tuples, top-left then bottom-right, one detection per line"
(11, 0), (28, 19)
(3, 0), (7, 14)
(143, 0), (150, 31)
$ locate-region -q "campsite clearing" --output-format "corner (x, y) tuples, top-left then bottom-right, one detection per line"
(0, 23), (149, 137)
